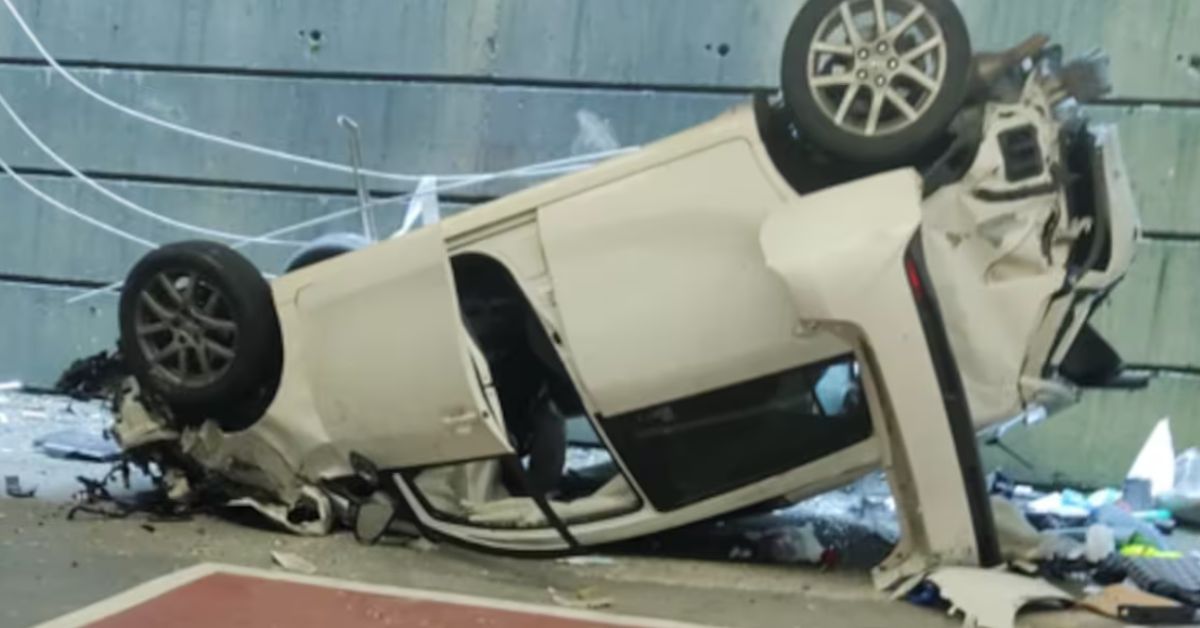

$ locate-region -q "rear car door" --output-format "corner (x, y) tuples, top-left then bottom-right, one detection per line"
(537, 134), (876, 511)
(292, 224), (513, 468)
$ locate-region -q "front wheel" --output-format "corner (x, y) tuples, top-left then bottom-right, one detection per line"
(781, 0), (972, 163)
(118, 241), (282, 411)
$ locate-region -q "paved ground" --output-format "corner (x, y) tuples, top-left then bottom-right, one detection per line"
(1, 497), (961, 628)
(0, 391), (1142, 628)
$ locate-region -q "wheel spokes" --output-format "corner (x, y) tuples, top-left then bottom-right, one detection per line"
(885, 87), (919, 120)
(152, 339), (183, 366)
(873, 0), (888, 39)
(192, 311), (236, 334)
(864, 88), (886, 135)
(202, 290), (222, 315)
(898, 62), (939, 92)
(839, 1), (864, 46)
(835, 84), (862, 124)
(157, 273), (184, 306)
(137, 321), (170, 336)
(134, 268), (240, 387)
(203, 338), (235, 361)
(140, 291), (175, 321)
(812, 72), (857, 88)
(812, 41), (855, 56)
(886, 4), (926, 40)
(901, 35), (943, 62)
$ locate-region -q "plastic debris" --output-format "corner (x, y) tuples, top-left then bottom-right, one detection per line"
(1079, 584), (1188, 623)
(548, 586), (613, 610)
(33, 428), (121, 462)
(1122, 478), (1154, 511)
(1159, 448), (1200, 525)
(558, 555), (617, 567)
(1026, 491), (1090, 519)
(1085, 525), (1115, 563)
(1086, 488), (1121, 509)
(760, 523), (825, 564)
(927, 567), (1073, 628)
(1127, 418), (1175, 497)
(1120, 545), (1182, 559)
(406, 537), (438, 553)
(1094, 504), (1169, 550)
(4, 475), (35, 498)
(270, 550), (318, 575)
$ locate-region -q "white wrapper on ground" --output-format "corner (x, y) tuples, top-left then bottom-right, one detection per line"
(1127, 417), (1175, 497)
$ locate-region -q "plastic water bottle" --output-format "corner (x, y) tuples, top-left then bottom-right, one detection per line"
(1085, 524), (1116, 562)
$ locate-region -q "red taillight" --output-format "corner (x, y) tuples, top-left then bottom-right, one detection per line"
(905, 257), (925, 301)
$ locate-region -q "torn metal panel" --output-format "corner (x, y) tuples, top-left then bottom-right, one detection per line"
(927, 568), (1074, 628)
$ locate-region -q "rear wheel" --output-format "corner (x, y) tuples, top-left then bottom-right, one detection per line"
(781, 0), (972, 163)
(118, 241), (282, 415)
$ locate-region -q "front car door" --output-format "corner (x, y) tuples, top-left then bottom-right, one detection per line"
(291, 224), (513, 468)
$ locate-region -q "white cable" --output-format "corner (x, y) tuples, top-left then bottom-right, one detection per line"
(63, 149), (623, 304)
(1, 79), (613, 251)
(0, 153), (157, 249)
(0, 91), (303, 246)
(0, 0), (631, 186)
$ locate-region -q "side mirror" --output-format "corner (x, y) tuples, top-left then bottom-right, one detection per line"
(353, 492), (396, 545)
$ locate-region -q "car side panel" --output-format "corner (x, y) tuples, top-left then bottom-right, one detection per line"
(538, 137), (849, 417)
(288, 224), (513, 468)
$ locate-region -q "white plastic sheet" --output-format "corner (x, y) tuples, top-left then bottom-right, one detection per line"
(1126, 417), (1175, 497)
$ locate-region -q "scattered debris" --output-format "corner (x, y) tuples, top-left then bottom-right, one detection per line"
(1084, 524), (1115, 563)
(5, 474), (36, 498)
(54, 350), (126, 400)
(1127, 418), (1175, 497)
(1080, 584), (1190, 623)
(1161, 448), (1200, 526)
(405, 537), (438, 553)
(140, 523), (156, 533)
(558, 555), (617, 567)
(758, 523), (825, 565)
(1121, 553), (1200, 607)
(547, 586), (613, 610)
(926, 567), (1073, 628)
(270, 550), (318, 575)
(33, 428), (121, 462)
(639, 472), (895, 568)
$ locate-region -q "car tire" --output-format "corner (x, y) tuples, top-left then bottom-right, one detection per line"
(118, 241), (282, 410)
(284, 232), (370, 272)
(781, 0), (972, 163)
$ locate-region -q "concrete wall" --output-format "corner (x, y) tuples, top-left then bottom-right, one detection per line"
(0, 0), (1193, 486)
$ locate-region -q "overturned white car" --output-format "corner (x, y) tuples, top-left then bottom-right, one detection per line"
(100, 0), (1139, 579)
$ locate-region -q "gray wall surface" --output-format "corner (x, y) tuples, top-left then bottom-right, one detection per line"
(0, 0), (1194, 487)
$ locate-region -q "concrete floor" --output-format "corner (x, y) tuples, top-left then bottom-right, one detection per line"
(0, 392), (1129, 628)
(1, 497), (962, 628)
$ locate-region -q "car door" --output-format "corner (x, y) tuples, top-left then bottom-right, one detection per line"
(293, 224), (513, 468)
(537, 137), (828, 417)
(537, 135), (873, 511)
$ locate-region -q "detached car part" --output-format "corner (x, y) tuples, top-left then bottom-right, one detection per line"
(102, 0), (1140, 585)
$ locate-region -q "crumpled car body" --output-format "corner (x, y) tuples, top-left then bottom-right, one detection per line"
(109, 45), (1139, 574)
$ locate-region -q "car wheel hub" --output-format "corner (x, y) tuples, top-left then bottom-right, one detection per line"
(134, 270), (238, 389)
(807, 0), (948, 137)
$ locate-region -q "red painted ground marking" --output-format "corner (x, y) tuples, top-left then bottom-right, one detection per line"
(85, 572), (622, 628)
